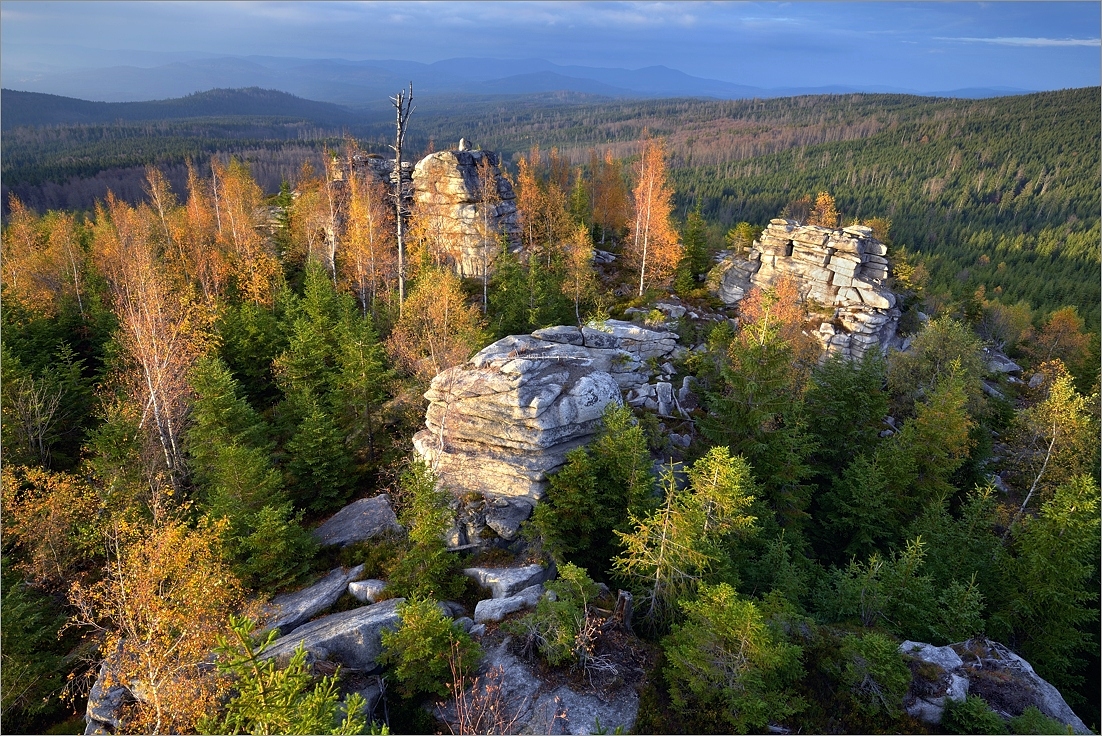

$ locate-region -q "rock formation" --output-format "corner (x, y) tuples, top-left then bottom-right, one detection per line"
(412, 321), (678, 517)
(713, 219), (901, 360)
(411, 147), (522, 277)
(900, 638), (1090, 733)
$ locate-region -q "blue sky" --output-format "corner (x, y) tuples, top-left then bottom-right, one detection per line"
(2, 1), (1098, 91)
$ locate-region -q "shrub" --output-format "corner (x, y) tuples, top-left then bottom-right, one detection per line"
(379, 596), (481, 699)
(838, 632), (911, 719)
(199, 616), (380, 735)
(942, 694), (1007, 735)
(508, 562), (600, 667)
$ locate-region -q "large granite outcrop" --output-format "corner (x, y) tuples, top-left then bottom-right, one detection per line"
(713, 220), (901, 360)
(412, 148), (522, 278)
(412, 321), (677, 507)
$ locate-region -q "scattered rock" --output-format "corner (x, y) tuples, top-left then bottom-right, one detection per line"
(313, 495), (400, 548)
(463, 564), (554, 599)
(1029, 373), (1045, 389)
(261, 598), (404, 673)
(436, 642), (639, 735)
(985, 349), (1023, 375)
(473, 584), (544, 624)
(484, 497), (535, 541)
(348, 579), (388, 604)
(263, 565), (365, 636)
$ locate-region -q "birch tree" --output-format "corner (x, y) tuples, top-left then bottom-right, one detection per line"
(628, 138), (681, 296)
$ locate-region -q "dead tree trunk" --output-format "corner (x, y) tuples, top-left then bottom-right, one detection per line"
(390, 83), (415, 317)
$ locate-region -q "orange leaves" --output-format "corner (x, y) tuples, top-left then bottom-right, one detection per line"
(212, 157), (282, 306)
(1, 196), (87, 317)
(386, 268), (487, 383)
(67, 517), (246, 734)
(1, 465), (102, 592)
(591, 149), (629, 244)
(341, 164), (396, 316)
(734, 275), (819, 377)
(807, 191), (840, 228)
(628, 137), (681, 296)
(92, 192), (213, 484)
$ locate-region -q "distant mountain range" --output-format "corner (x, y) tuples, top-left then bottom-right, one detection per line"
(0, 55), (1033, 108)
(0, 88), (362, 130)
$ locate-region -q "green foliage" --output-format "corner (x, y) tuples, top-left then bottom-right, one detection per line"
(804, 351), (888, 479)
(187, 356), (318, 591)
(817, 537), (984, 645)
(199, 616), (378, 735)
(887, 317), (986, 418)
(379, 596), (481, 699)
(0, 560), (70, 730)
(284, 394), (355, 514)
(386, 460), (464, 600)
(662, 583), (803, 734)
(942, 694), (1008, 735)
(218, 299), (288, 408)
(837, 632), (911, 719)
(990, 475), (1100, 692)
(530, 404), (654, 575)
(614, 448), (756, 631)
(675, 204), (711, 295)
(508, 562), (599, 666)
(1008, 706), (1075, 735)
(487, 247), (574, 339)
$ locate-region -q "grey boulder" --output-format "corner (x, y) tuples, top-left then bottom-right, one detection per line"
(261, 598), (404, 672)
(463, 564), (553, 599)
(313, 495), (401, 548)
(262, 565), (364, 636)
(473, 584), (544, 623)
(348, 578), (388, 604)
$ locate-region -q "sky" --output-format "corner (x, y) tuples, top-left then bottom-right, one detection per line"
(1, 1), (1099, 92)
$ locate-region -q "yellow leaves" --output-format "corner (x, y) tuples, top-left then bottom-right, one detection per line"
(1, 196), (88, 317)
(386, 268), (487, 383)
(1, 464), (103, 591)
(68, 517), (245, 734)
(628, 137), (681, 295)
(807, 191), (840, 228)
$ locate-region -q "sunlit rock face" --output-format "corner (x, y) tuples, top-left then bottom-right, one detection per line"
(412, 321), (677, 507)
(411, 148), (521, 278)
(713, 219), (901, 360)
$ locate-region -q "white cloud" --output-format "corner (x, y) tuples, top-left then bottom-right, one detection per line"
(936, 36), (1100, 47)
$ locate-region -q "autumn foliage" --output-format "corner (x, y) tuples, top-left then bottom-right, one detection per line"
(628, 138), (681, 296)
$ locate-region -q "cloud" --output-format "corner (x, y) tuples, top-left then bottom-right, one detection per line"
(936, 36), (1100, 47)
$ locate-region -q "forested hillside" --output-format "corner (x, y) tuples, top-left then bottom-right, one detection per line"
(3, 87), (1098, 326)
(2, 119), (1098, 734)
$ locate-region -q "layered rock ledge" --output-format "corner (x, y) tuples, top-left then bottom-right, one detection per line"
(713, 219), (901, 360)
(412, 321), (677, 505)
(411, 149), (521, 278)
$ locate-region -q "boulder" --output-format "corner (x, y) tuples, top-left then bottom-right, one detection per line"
(263, 565), (365, 636)
(900, 638), (1090, 733)
(436, 642), (639, 735)
(463, 564), (553, 598)
(261, 598), (404, 672)
(473, 584), (544, 624)
(484, 497), (535, 541)
(84, 660), (131, 735)
(348, 579), (388, 604)
(985, 349), (1023, 374)
(413, 321), (676, 506)
(313, 495), (400, 548)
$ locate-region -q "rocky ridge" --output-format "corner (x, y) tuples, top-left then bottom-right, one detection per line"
(713, 219), (901, 360)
